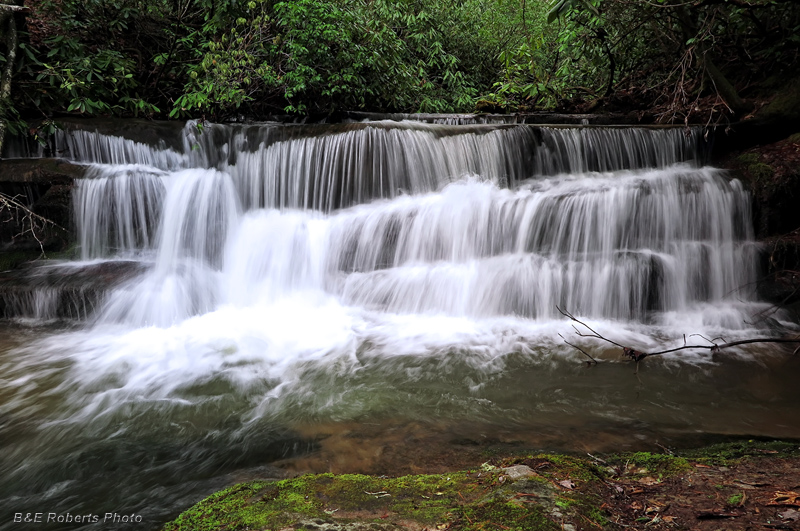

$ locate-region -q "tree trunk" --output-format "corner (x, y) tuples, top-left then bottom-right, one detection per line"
(0, 5), (20, 157)
(674, 5), (750, 115)
(701, 53), (751, 114)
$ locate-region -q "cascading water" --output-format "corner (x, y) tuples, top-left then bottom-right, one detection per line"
(1, 120), (798, 530)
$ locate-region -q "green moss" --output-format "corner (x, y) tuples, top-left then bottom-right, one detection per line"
(748, 162), (775, 181)
(582, 502), (610, 527)
(554, 498), (573, 510)
(736, 152), (760, 165)
(734, 153), (777, 185)
(310, 471), (477, 522)
(0, 244), (79, 272)
(524, 453), (601, 483)
(788, 132), (800, 144)
(681, 440), (800, 465)
(162, 481), (284, 531)
(0, 250), (42, 271)
(40, 244), (80, 261)
(612, 452), (691, 479)
(459, 499), (559, 531)
(760, 79), (800, 121)
(163, 472), (486, 531)
(164, 441), (800, 531)
(728, 493), (744, 506)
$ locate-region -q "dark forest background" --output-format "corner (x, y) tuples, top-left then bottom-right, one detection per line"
(0, 0), (798, 135)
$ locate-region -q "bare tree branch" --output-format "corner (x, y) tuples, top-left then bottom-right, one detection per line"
(557, 306), (800, 363)
(0, 5), (29, 13)
(0, 191), (66, 256)
(558, 333), (599, 364)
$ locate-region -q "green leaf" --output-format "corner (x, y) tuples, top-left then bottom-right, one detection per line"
(548, 0), (600, 23)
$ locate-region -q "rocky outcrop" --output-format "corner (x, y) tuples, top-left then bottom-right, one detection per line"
(722, 134), (800, 304)
(0, 158), (85, 264)
(0, 259), (146, 319)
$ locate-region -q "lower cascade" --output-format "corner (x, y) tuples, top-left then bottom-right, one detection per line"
(0, 120), (796, 530)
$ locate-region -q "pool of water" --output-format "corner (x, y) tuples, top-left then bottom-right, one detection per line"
(1, 311), (798, 530)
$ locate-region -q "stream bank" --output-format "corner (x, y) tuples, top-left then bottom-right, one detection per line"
(162, 439), (800, 531)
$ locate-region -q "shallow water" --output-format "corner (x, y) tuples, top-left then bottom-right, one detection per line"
(1, 121), (798, 530)
(1, 306), (799, 529)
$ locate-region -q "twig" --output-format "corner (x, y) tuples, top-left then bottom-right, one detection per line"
(558, 306), (800, 363)
(655, 443), (674, 455)
(0, 192), (66, 256)
(556, 306), (627, 348)
(0, 4), (30, 12)
(587, 453), (608, 465)
(559, 333), (600, 364)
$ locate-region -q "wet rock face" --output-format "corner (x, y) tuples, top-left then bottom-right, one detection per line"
(0, 158), (86, 184)
(0, 158), (85, 253)
(730, 136), (800, 239)
(723, 134), (800, 304)
(0, 260), (147, 320)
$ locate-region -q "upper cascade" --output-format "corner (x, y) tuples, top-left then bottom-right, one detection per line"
(54, 121), (702, 213)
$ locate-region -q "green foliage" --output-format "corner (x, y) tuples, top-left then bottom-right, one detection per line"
(14, 0), (170, 121)
(547, 0), (599, 23)
(4, 0), (799, 124)
(175, 0), (488, 116)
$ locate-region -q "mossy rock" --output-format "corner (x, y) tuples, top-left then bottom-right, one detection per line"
(0, 249), (42, 271)
(162, 441), (800, 531)
(680, 440), (800, 466)
(759, 78), (800, 122)
(748, 161), (776, 181)
(163, 472), (487, 531)
(609, 452), (691, 479)
(162, 464), (609, 531)
(459, 499), (558, 531)
(735, 152), (760, 165)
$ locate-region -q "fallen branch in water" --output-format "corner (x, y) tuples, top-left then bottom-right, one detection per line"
(557, 334), (600, 365)
(556, 306), (800, 365)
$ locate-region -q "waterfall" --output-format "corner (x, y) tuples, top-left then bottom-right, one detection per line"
(2, 119), (763, 331)
(63, 121), (701, 213)
(73, 165), (166, 259)
(34, 119), (759, 330)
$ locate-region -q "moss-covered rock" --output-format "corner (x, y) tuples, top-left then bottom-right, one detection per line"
(729, 137), (800, 238)
(162, 440), (800, 531)
(162, 460), (608, 531)
(608, 451), (692, 480)
(758, 77), (800, 124)
(680, 439), (800, 466)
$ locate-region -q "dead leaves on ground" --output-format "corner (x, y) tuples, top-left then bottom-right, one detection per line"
(769, 491), (800, 507)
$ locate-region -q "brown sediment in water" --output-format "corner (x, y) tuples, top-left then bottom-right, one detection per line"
(274, 418), (798, 479)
